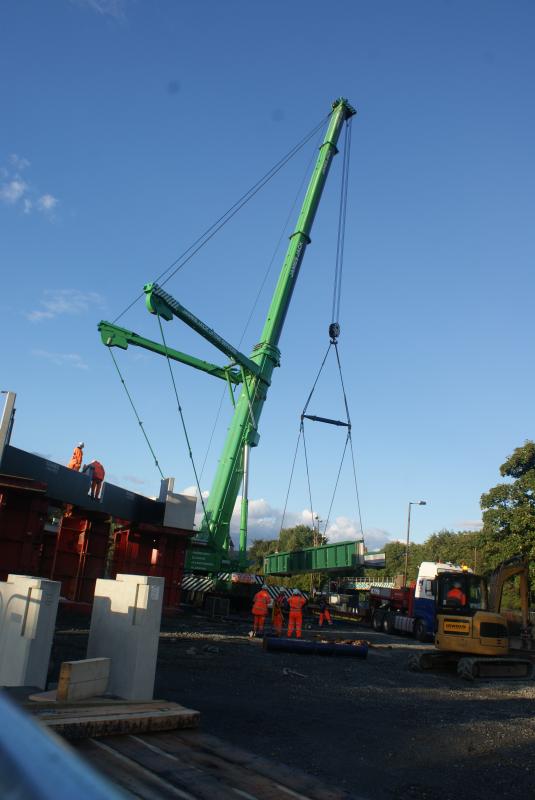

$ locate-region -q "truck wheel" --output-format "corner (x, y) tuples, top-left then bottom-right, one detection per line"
(383, 614), (394, 635)
(414, 620), (427, 642)
(372, 611), (383, 631)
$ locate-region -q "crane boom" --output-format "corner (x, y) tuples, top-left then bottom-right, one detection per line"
(99, 97), (356, 573)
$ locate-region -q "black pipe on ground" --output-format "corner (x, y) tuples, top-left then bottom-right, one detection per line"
(263, 637), (368, 658)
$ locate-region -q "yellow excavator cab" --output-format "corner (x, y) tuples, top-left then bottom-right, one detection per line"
(408, 560), (533, 679)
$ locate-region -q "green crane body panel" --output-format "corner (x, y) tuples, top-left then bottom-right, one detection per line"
(99, 98), (356, 575)
(263, 540), (365, 576)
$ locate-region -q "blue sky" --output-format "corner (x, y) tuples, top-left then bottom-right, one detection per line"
(1, 0), (534, 550)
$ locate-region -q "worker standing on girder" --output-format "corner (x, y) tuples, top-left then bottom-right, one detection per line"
(83, 459), (105, 500)
(251, 585), (270, 636)
(272, 591), (286, 636)
(67, 442), (84, 471)
(287, 589), (307, 639)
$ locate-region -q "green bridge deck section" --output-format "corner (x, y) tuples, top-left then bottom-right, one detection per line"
(263, 540), (386, 576)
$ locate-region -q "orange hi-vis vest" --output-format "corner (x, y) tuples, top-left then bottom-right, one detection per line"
(447, 587), (466, 605)
(91, 461), (105, 481)
(67, 447), (83, 470)
(252, 589), (270, 616)
(288, 594), (306, 613)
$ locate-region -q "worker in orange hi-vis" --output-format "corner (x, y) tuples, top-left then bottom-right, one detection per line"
(251, 585), (271, 636)
(67, 442), (84, 471)
(287, 589), (307, 638)
(317, 595), (333, 627)
(83, 459), (105, 500)
(272, 592), (286, 636)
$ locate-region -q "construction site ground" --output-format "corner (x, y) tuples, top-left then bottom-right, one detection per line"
(51, 607), (535, 800)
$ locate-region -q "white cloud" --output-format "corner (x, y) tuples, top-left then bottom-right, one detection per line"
(456, 519), (483, 531)
(32, 349), (89, 370)
(0, 179), (27, 204)
(27, 289), (104, 322)
(180, 485), (393, 551)
(325, 515), (363, 543)
(0, 154), (59, 219)
(37, 194), (58, 213)
(9, 154), (30, 170)
(70, 0), (126, 18)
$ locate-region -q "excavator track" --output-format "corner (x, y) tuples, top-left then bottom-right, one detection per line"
(457, 656), (534, 681)
(407, 651), (459, 672)
(408, 651), (535, 680)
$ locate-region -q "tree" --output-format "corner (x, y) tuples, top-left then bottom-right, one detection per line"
(279, 524), (326, 553)
(480, 441), (535, 568)
(480, 441), (535, 600)
(247, 538), (278, 574)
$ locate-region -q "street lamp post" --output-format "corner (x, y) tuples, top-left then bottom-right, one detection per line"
(403, 500), (427, 587)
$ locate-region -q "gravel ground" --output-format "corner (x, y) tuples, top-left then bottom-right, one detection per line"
(51, 608), (535, 800)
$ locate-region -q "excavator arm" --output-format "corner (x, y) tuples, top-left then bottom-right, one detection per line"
(488, 554), (530, 632)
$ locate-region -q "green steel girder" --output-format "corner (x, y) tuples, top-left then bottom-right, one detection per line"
(263, 540), (364, 576)
(98, 321), (242, 384)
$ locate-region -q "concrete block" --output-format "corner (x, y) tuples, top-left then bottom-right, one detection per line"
(0, 574), (61, 689)
(87, 574), (164, 701)
(57, 657), (110, 701)
(163, 490), (196, 529)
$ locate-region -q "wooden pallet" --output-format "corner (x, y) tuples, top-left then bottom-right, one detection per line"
(73, 729), (358, 800)
(29, 700), (200, 739)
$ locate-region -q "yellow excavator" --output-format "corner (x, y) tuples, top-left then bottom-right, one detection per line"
(408, 555), (534, 680)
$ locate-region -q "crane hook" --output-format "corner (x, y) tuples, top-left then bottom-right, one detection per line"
(329, 322), (340, 342)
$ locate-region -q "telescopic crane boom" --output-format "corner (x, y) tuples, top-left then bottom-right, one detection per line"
(99, 97), (356, 572)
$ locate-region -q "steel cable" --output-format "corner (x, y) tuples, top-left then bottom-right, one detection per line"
(107, 349), (165, 480)
(112, 115), (329, 324)
(157, 316), (208, 522)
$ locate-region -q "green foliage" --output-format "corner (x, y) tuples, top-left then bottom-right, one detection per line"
(364, 533), (483, 583)
(247, 538), (278, 574)
(480, 440), (535, 591)
(481, 441), (535, 561)
(279, 524), (326, 552)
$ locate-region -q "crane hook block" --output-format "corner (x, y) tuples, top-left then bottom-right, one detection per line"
(329, 322), (340, 342)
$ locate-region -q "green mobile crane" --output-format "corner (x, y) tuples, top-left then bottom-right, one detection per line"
(99, 97), (356, 573)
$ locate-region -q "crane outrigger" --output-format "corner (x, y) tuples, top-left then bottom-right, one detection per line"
(99, 97), (356, 573)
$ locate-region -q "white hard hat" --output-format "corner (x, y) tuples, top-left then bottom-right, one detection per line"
(78, 442), (84, 448)
(293, 589), (300, 595)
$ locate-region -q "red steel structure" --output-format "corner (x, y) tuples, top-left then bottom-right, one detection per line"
(0, 469), (192, 610)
